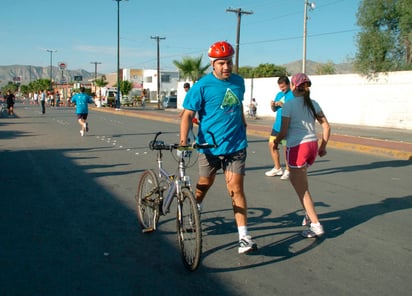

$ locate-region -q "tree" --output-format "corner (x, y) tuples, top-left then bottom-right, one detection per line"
(20, 84), (30, 97)
(173, 55), (210, 82)
(94, 78), (108, 99)
(253, 63), (289, 78)
(237, 66), (255, 78)
(1, 81), (19, 94)
(354, 0), (412, 75)
(95, 78), (108, 89)
(315, 61), (336, 75)
(118, 80), (133, 97)
(26, 79), (50, 93)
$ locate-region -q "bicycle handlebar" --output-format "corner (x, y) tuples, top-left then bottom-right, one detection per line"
(149, 131), (218, 151)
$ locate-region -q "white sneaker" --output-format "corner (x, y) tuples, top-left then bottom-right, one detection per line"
(280, 170), (290, 180)
(238, 235), (258, 254)
(302, 223), (324, 238)
(301, 212), (311, 226)
(265, 167), (283, 177)
(80, 130), (84, 137)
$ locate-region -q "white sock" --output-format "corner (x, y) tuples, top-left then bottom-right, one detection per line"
(238, 226), (248, 240)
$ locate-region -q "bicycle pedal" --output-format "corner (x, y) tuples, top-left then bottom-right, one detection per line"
(142, 227), (155, 233)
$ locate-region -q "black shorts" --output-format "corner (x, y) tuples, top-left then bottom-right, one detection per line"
(77, 113), (88, 120)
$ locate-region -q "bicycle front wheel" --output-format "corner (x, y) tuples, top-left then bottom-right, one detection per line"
(136, 170), (160, 232)
(176, 188), (202, 271)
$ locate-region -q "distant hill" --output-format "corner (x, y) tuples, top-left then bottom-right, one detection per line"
(282, 60), (354, 75)
(0, 65), (95, 87)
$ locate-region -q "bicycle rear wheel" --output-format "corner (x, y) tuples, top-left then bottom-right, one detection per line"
(176, 188), (202, 271)
(136, 170), (160, 232)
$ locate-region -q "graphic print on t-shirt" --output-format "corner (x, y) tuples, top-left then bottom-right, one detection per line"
(220, 88), (240, 109)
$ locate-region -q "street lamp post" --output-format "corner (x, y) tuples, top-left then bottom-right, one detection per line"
(113, 0), (128, 109)
(46, 49), (57, 91)
(302, 1), (315, 73)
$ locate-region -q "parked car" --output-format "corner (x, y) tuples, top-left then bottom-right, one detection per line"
(162, 96), (177, 108)
(120, 96), (133, 106)
(102, 89), (117, 107)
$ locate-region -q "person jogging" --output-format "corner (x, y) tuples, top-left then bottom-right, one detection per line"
(71, 87), (94, 136)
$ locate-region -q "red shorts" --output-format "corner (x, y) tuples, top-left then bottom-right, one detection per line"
(286, 141), (318, 168)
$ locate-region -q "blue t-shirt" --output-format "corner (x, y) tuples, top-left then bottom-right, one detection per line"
(71, 93), (94, 114)
(272, 89), (294, 132)
(183, 72), (247, 155)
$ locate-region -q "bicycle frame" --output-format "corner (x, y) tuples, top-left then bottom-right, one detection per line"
(137, 131), (218, 271)
(155, 148), (192, 215)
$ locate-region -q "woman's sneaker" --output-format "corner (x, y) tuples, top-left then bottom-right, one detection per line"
(280, 169), (290, 180)
(265, 167), (283, 177)
(238, 235), (258, 254)
(302, 223), (324, 238)
(301, 212), (311, 226)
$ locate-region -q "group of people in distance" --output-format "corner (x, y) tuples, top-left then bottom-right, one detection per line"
(180, 41), (331, 254)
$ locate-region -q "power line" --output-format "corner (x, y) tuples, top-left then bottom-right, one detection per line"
(241, 29), (359, 46)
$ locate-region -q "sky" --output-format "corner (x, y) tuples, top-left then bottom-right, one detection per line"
(0, 0), (361, 74)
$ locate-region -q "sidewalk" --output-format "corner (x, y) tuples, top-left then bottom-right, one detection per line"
(91, 106), (412, 160)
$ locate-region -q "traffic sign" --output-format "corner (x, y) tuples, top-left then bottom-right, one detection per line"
(59, 62), (67, 70)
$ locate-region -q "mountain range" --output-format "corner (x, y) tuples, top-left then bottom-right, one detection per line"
(0, 65), (95, 87)
(0, 61), (354, 86)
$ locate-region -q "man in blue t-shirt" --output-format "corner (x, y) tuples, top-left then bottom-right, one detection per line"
(265, 76), (294, 179)
(71, 87), (94, 136)
(179, 41), (257, 255)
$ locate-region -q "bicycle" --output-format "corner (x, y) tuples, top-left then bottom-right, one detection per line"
(135, 131), (217, 271)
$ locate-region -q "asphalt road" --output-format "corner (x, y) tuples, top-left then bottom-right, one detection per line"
(1, 104), (411, 296)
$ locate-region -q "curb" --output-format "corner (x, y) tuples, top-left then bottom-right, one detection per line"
(91, 107), (412, 161)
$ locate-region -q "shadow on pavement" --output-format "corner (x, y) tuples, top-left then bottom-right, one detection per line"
(194, 195), (411, 272)
(309, 159), (412, 175)
(0, 148), (238, 295)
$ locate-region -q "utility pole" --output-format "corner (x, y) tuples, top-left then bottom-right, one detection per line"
(46, 49), (57, 91)
(151, 35), (166, 109)
(302, 1), (315, 73)
(114, 0), (128, 109)
(226, 7), (253, 73)
(90, 61), (101, 81)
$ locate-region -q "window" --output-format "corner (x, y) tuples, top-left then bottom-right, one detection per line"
(161, 75), (170, 83)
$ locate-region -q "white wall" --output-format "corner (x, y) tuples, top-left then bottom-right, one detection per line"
(178, 71), (412, 130)
(245, 71), (412, 130)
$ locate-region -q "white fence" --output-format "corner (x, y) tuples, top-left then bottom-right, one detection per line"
(178, 71), (412, 130)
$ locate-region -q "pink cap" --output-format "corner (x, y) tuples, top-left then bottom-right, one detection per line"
(292, 73), (311, 87)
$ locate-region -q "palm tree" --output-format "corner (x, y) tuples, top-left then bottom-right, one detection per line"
(94, 78), (108, 106)
(173, 55), (210, 83)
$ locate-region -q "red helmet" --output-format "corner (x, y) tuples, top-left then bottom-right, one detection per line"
(208, 41), (234, 61)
